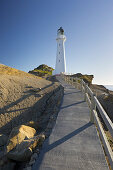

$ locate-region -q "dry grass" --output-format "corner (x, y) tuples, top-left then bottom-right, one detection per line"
(0, 64), (59, 135)
(0, 64), (41, 78)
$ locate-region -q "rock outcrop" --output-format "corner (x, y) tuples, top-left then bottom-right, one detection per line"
(71, 73), (94, 85)
(6, 124), (45, 161)
(6, 125), (36, 153)
(28, 64), (54, 77)
(7, 134), (45, 161)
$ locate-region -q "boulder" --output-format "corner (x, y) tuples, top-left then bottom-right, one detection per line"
(6, 125), (36, 153)
(0, 134), (8, 146)
(7, 146), (32, 162)
(7, 134), (45, 161)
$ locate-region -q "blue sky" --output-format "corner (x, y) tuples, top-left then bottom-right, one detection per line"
(0, 0), (113, 85)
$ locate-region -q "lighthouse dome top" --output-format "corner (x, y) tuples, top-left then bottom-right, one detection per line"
(57, 27), (64, 35)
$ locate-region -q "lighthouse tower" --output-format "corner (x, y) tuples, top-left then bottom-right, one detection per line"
(54, 27), (66, 75)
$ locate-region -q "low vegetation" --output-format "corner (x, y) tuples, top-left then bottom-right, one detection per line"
(71, 73), (94, 85)
(29, 64), (54, 77)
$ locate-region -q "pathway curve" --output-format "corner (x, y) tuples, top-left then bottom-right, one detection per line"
(32, 76), (108, 170)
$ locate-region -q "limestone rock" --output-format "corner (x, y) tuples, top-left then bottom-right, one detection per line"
(0, 134), (8, 146)
(6, 125), (36, 153)
(7, 147), (32, 162)
(7, 134), (45, 161)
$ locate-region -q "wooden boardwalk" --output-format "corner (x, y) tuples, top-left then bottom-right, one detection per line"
(32, 76), (108, 170)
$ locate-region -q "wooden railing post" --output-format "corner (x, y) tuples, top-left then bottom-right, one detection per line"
(70, 76), (72, 85)
(90, 94), (96, 123)
(80, 79), (82, 91)
(72, 78), (75, 87)
(71, 77), (72, 85)
(67, 76), (69, 83)
(70, 77), (72, 85)
(72, 78), (74, 86)
(75, 78), (78, 89)
(65, 75), (66, 82)
(69, 76), (70, 84)
(81, 80), (84, 93)
(71, 77), (73, 85)
(84, 84), (87, 101)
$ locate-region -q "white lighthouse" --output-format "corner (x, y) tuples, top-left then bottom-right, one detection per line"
(53, 27), (66, 75)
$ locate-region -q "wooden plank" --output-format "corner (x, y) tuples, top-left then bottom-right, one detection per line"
(94, 110), (113, 169)
(82, 85), (85, 93)
(86, 93), (91, 108)
(94, 96), (113, 139)
(81, 80), (86, 86)
(86, 85), (94, 97)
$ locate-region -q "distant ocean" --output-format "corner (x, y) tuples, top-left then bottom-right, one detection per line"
(104, 85), (113, 91)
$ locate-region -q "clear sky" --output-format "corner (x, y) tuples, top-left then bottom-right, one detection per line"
(0, 0), (113, 85)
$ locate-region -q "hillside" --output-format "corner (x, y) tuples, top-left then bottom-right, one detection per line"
(28, 64), (54, 77)
(0, 64), (64, 169)
(0, 64), (59, 135)
(0, 64), (36, 77)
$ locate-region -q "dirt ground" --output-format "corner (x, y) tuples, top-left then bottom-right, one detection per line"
(0, 64), (59, 135)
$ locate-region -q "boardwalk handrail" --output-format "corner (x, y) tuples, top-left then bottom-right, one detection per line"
(61, 73), (113, 169)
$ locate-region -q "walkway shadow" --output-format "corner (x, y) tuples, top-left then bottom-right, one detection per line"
(46, 122), (92, 152)
(0, 82), (55, 114)
(41, 82), (55, 91)
(67, 87), (78, 90)
(0, 90), (39, 114)
(61, 100), (85, 109)
(32, 122), (93, 170)
(64, 91), (81, 95)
